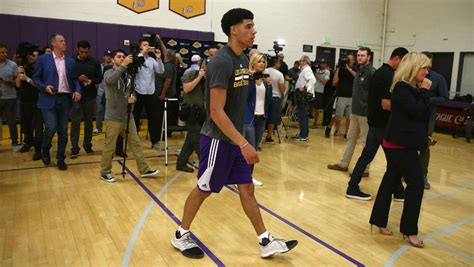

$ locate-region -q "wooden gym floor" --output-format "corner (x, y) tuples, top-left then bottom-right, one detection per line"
(0, 121), (472, 266)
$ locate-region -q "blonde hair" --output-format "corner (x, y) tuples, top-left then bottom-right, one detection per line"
(390, 52), (431, 92)
(249, 52), (267, 72)
(175, 53), (185, 67)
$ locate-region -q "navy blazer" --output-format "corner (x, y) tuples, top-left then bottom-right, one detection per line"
(245, 78), (273, 124)
(384, 81), (430, 150)
(33, 53), (81, 109)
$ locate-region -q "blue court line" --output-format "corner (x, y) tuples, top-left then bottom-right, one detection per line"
(0, 154), (176, 173)
(121, 172), (184, 267)
(225, 185), (365, 267)
(116, 161), (224, 267)
(391, 182), (474, 212)
(427, 240), (474, 262)
(385, 216), (474, 267)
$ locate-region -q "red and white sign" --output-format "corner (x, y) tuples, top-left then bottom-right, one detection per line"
(435, 107), (467, 129)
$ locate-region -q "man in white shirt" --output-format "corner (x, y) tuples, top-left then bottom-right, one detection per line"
(294, 55), (316, 141)
(132, 38), (165, 148)
(263, 57), (285, 144)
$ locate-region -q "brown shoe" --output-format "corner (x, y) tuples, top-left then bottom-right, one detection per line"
(327, 164), (348, 172)
(349, 172), (369, 177)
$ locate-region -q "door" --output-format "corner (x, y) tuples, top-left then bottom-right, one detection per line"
(431, 52), (454, 92)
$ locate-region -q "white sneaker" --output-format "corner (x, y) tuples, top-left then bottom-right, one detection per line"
(141, 169), (160, 178)
(252, 178), (263, 186)
(171, 230), (204, 259)
(260, 235), (298, 258)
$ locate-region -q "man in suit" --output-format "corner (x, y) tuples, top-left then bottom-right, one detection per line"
(33, 34), (81, 170)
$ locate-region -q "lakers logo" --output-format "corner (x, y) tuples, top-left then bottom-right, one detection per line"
(117, 0), (159, 13)
(169, 0), (206, 19)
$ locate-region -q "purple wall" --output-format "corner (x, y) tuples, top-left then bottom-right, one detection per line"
(0, 14), (214, 59)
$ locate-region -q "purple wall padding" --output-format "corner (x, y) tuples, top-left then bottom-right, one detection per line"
(0, 14), (214, 59)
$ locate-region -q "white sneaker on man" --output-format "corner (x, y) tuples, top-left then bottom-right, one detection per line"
(259, 234), (298, 258)
(252, 178), (263, 186)
(141, 169), (160, 178)
(171, 230), (204, 259)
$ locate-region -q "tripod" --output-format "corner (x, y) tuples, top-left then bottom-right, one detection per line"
(120, 74), (135, 178)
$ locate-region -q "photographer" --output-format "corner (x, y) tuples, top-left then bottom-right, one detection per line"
(70, 40), (102, 158)
(0, 44), (19, 146)
(100, 49), (160, 183)
(325, 54), (356, 138)
(15, 48), (43, 159)
(176, 55), (205, 173)
(293, 55), (316, 141)
(132, 37), (165, 148)
(311, 59), (330, 128)
(263, 56), (285, 144)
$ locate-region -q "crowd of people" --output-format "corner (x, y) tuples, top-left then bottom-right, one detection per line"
(0, 7), (450, 259)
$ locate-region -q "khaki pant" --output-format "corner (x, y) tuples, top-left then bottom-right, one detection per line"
(100, 118), (150, 175)
(339, 114), (370, 170)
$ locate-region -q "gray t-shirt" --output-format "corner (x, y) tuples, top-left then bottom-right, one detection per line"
(264, 67), (285, 98)
(352, 64), (376, 116)
(0, 60), (19, 99)
(314, 69), (330, 94)
(155, 62), (177, 97)
(200, 45), (250, 143)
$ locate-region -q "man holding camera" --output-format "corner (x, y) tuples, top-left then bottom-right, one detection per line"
(16, 48), (44, 159)
(311, 59), (330, 128)
(328, 47), (375, 174)
(100, 49), (160, 183)
(325, 54), (356, 138)
(33, 34), (81, 170)
(263, 57), (285, 144)
(176, 55), (205, 173)
(0, 44), (19, 147)
(293, 55), (316, 141)
(132, 38), (165, 148)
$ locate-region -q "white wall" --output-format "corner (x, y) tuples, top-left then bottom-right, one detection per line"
(1, 0), (473, 91)
(384, 0), (474, 94)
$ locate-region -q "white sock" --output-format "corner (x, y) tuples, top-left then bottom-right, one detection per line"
(258, 231), (273, 243)
(178, 226), (190, 236)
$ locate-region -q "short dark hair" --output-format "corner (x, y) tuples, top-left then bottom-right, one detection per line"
(358, 46), (372, 56)
(390, 47), (409, 60)
(77, 40), (90, 49)
(293, 60), (299, 65)
(50, 33), (62, 42)
(138, 38), (150, 47)
(221, 8), (254, 36)
(112, 49), (127, 58)
(0, 44), (7, 50)
(422, 51), (433, 60)
(269, 56), (279, 67)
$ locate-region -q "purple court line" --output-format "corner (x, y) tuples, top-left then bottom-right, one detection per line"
(116, 161), (224, 267)
(0, 154), (177, 173)
(225, 185), (365, 267)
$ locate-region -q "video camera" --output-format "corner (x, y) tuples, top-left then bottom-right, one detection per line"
(338, 58), (348, 69)
(125, 43), (145, 76)
(16, 42), (39, 66)
(271, 41), (285, 56)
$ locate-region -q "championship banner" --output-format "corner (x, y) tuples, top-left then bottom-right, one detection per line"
(169, 0), (206, 19)
(117, 0), (159, 14)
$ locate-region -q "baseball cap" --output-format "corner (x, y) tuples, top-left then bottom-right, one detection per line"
(191, 54), (202, 62)
(104, 50), (112, 56)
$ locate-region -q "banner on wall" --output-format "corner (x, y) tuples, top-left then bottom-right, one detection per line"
(117, 0), (159, 14)
(169, 0), (206, 19)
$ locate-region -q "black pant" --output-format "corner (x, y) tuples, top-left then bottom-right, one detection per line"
(0, 98), (18, 144)
(70, 98), (95, 152)
(370, 149), (425, 235)
(348, 127), (404, 194)
(322, 89), (336, 126)
(133, 93), (163, 145)
(176, 119), (202, 167)
(21, 101), (43, 152)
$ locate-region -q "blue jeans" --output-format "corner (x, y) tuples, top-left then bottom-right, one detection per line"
(297, 103), (309, 138)
(244, 115), (266, 149)
(41, 94), (71, 161)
